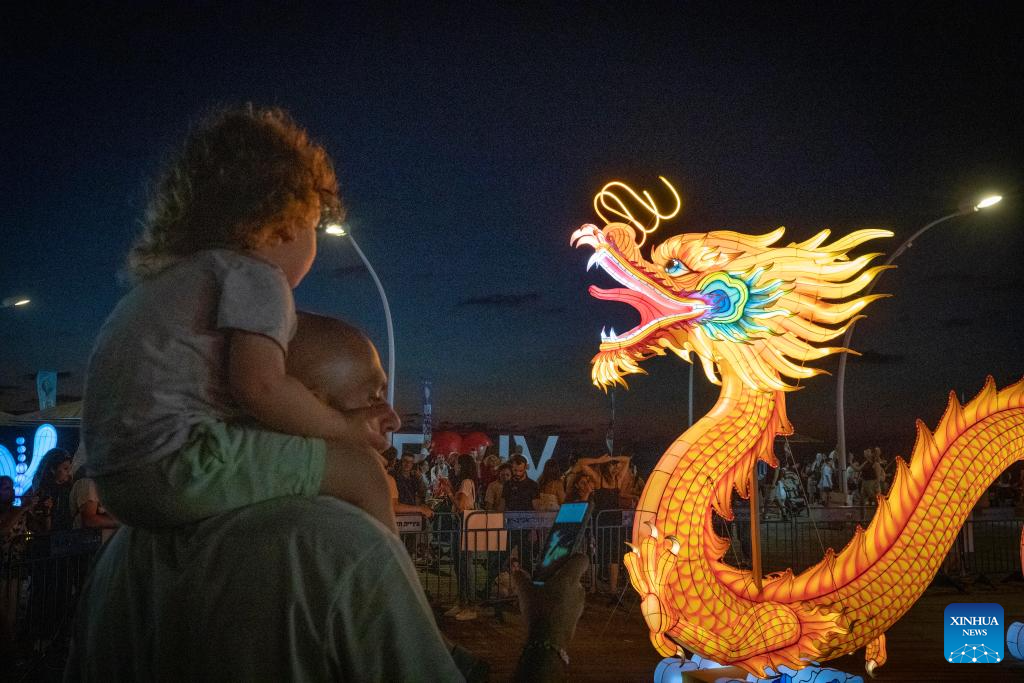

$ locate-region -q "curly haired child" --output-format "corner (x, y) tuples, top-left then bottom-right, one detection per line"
(82, 105), (399, 531)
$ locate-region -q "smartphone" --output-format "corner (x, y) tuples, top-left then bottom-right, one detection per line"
(532, 501), (593, 585)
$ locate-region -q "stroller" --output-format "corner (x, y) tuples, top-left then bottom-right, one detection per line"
(777, 469), (808, 518)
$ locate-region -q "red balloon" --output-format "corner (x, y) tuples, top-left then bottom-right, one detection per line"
(461, 431), (493, 454)
(430, 431), (462, 456)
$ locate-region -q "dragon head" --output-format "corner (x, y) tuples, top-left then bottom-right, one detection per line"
(573, 178), (893, 392)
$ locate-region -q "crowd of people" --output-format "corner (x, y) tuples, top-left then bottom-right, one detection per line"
(381, 446), (646, 620)
(761, 443), (1024, 518)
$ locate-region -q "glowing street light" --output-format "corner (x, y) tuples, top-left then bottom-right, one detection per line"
(974, 195), (1002, 211)
(2, 296), (31, 309)
(318, 217), (396, 409)
(835, 193), (1005, 496)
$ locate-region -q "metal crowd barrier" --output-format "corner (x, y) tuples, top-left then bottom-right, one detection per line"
(396, 511), (1024, 609)
(2, 512), (1018, 642)
(1, 528), (102, 651)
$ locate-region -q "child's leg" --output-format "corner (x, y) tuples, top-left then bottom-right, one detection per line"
(96, 421), (327, 528)
(320, 441), (396, 533)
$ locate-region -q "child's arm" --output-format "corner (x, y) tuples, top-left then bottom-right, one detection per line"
(229, 331), (389, 449)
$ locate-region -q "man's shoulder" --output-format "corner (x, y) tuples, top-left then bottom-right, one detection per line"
(202, 496), (402, 560)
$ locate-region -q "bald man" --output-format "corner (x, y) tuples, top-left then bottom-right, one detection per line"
(67, 313), (585, 682)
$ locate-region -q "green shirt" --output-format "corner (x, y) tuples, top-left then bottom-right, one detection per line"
(67, 496), (464, 682)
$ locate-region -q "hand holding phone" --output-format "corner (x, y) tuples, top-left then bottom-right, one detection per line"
(532, 501), (593, 586)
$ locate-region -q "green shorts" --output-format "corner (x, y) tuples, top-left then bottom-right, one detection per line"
(95, 421), (326, 528)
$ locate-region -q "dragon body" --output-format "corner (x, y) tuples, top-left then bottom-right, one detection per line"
(571, 180), (1024, 676)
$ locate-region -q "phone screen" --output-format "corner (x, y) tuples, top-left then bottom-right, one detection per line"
(532, 501), (592, 585)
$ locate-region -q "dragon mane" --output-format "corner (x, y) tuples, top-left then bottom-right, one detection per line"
(595, 226), (894, 393)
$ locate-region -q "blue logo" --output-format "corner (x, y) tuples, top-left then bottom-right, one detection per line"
(944, 603), (1003, 663)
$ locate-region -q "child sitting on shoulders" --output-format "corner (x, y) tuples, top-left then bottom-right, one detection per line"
(83, 105), (398, 530)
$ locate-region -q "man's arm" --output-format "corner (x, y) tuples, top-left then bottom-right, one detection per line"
(513, 554), (589, 682)
(229, 331), (389, 449)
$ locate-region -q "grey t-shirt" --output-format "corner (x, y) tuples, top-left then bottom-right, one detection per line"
(83, 249), (296, 477)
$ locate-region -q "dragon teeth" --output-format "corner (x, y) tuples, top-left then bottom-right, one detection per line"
(609, 327), (617, 340)
(587, 251), (603, 272)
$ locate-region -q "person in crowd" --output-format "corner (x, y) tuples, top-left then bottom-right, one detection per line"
(70, 311), (589, 681)
(69, 468), (120, 544)
(446, 453), (480, 621)
(81, 105), (397, 535)
(492, 556), (521, 600)
(418, 457), (432, 492)
(501, 453), (539, 571)
(478, 448), (501, 492)
(484, 462), (511, 512)
(845, 454), (860, 504)
(859, 448), (879, 505)
(573, 454), (633, 597)
(387, 452), (433, 519)
(873, 447), (889, 492)
(30, 448), (75, 532)
(819, 452), (835, 507)
(534, 459), (566, 511)
(567, 473), (595, 503)
(503, 454), (539, 512)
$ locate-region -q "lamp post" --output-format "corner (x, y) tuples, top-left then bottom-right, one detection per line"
(835, 194), (1003, 497)
(320, 223), (396, 408)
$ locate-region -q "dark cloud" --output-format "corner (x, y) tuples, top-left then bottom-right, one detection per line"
(457, 292), (542, 308)
(855, 349), (906, 365)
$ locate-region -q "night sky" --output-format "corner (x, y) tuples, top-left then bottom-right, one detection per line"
(2, 4), (1020, 465)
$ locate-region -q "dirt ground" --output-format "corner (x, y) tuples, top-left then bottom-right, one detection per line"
(439, 580), (1024, 682)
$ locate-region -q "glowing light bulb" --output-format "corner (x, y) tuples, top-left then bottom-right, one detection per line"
(974, 195), (1002, 211)
(324, 224), (347, 237)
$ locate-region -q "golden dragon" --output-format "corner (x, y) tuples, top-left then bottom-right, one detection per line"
(571, 178), (1024, 676)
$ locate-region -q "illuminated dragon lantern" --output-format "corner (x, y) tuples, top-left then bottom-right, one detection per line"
(571, 178), (1024, 677)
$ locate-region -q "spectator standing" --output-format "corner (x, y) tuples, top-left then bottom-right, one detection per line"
(819, 452), (835, 506)
(534, 460), (566, 511)
(485, 463), (511, 512)
(503, 454), (540, 512)
(446, 453), (479, 621)
(568, 473), (595, 503)
(860, 448), (879, 505)
(574, 454), (633, 597)
(388, 452), (432, 518)
(69, 471), (120, 544)
(503, 453), (540, 571)
(31, 448), (75, 532)
(478, 450), (501, 492)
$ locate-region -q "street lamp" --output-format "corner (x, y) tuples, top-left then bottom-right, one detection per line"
(318, 219), (396, 409)
(834, 194), (1003, 497)
(2, 296), (31, 309)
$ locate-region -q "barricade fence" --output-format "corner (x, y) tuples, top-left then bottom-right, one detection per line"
(1, 528), (103, 650)
(1, 514), (1019, 643)
(397, 511), (1024, 608)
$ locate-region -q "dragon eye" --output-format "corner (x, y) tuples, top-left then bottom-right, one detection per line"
(664, 258), (688, 276)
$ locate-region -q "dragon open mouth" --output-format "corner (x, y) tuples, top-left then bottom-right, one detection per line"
(573, 224), (707, 347)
